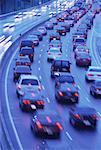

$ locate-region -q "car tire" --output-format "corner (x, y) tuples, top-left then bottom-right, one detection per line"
(85, 76), (90, 82)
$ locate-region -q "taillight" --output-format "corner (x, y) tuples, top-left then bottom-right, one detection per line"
(17, 85), (21, 90)
(23, 100), (30, 105)
(20, 53), (24, 56)
(36, 121), (43, 129)
(32, 45), (34, 48)
(48, 52), (51, 55)
(92, 114), (97, 119)
(46, 116), (52, 123)
(74, 114), (81, 119)
(16, 62), (20, 65)
(56, 122), (63, 130)
(88, 74), (93, 76)
(30, 54), (33, 57)
(37, 100), (44, 105)
(74, 92), (79, 97)
(59, 92), (63, 96)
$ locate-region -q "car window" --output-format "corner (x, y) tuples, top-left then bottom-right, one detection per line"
(21, 79), (39, 85)
(90, 69), (101, 72)
(20, 49), (33, 54)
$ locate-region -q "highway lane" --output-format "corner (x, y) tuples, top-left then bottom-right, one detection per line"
(1, 9), (101, 150)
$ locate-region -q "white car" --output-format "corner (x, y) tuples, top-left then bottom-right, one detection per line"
(47, 47), (62, 62)
(85, 66), (101, 82)
(16, 75), (42, 98)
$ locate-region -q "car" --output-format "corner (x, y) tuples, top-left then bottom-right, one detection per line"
(19, 47), (34, 62)
(49, 32), (60, 42)
(55, 82), (79, 104)
(49, 40), (62, 51)
(75, 52), (91, 67)
(57, 14), (65, 22)
(51, 59), (71, 78)
(64, 20), (74, 27)
(31, 112), (63, 138)
(32, 31), (43, 41)
(16, 75), (42, 98)
(72, 31), (87, 41)
(90, 80), (101, 98)
(44, 22), (54, 30)
(20, 40), (34, 49)
(73, 37), (86, 50)
(55, 26), (66, 36)
(15, 56), (31, 67)
(69, 107), (98, 128)
(13, 66), (31, 82)
(77, 24), (88, 33)
(47, 47), (62, 62)
(19, 88), (45, 111)
(85, 66), (101, 82)
(55, 73), (76, 88)
(74, 45), (90, 58)
(28, 35), (39, 46)
(60, 22), (70, 32)
(37, 26), (47, 35)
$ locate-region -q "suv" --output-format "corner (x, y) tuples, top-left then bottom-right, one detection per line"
(51, 59), (71, 78)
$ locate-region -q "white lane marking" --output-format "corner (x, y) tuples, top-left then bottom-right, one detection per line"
(46, 97), (50, 103)
(77, 85), (81, 90)
(97, 112), (101, 117)
(38, 60), (40, 63)
(39, 54), (42, 57)
(39, 75), (42, 79)
(86, 97), (90, 102)
(66, 131), (73, 141)
(38, 67), (40, 71)
(42, 85), (45, 90)
(5, 47), (23, 149)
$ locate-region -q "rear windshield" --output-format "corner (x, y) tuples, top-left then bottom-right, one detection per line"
(75, 39), (85, 42)
(21, 41), (33, 46)
(16, 66), (30, 72)
(20, 49), (33, 54)
(90, 69), (101, 72)
(58, 76), (74, 83)
(21, 79), (39, 85)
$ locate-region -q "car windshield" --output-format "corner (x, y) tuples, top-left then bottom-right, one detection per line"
(90, 69), (101, 72)
(21, 79), (39, 85)
(50, 50), (59, 53)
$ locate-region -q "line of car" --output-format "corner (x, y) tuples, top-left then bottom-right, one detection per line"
(12, 0), (101, 140)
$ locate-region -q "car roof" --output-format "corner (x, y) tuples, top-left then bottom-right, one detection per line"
(20, 75), (39, 80)
(73, 107), (96, 115)
(59, 83), (77, 91)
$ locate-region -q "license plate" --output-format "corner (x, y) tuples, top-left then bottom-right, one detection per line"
(83, 120), (91, 126)
(53, 38), (56, 40)
(31, 105), (36, 110)
(43, 127), (53, 135)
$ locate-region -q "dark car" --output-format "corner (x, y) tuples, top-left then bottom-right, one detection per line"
(19, 47), (34, 62)
(90, 80), (101, 97)
(45, 22), (54, 30)
(37, 26), (47, 35)
(19, 89), (45, 111)
(28, 35), (39, 46)
(75, 52), (91, 67)
(73, 37), (86, 50)
(51, 59), (71, 78)
(20, 40), (34, 49)
(55, 73), (76, 88)
(32, 31), (43, 41)
(49, 32), (60, 42)
(55, 26), (66, 36)
(15, 56), (31, 67)
(55, 83), (79, 104)
(49, 40), (62, 51)
(69, 107), (98, 128)
(13, 66), (31, 82)
(31, 112), (63, 138)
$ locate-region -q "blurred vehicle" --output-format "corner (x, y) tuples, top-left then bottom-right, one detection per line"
(75, 52), (91, 67)
(56, 26), (66, 36)
(15, 56), (31, 67)
(73, 37), (86, 50)
(13, 66), (31, 82)
(49, 32), (60, 42)
(49, 40), (62, 51)
(32, 31), (43, 41)
(45, 22), (54, 30)
(28, 35), (39, 46)
(16, 75), (42, 98)
(31, 112), (63, 138)
(85, 66), (101, 82)
(19, 88), (45, 111)
(55, 83), (79, 104)
(37, 26), (47, 35)
(73, 31), (87, 41)
(69, 107), (98, 128)
(47, 47), (62, 62)
(19, 47), (34, 62)
(51, 59), (71, 78)
(74, 45), (89, 58)
(90, 80), (101, 97)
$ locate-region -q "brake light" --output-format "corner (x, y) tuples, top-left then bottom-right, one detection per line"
(16, 62), (20, 65)
(92, 114), (97, 119)
(32, 45), (34, 48)
(30, 54), (33, 56)
(25, 62), (28, 66)
(88, 74), (93, 76)
(59, 92), (63, 96)
(17, 85), (21, 90)
(46, 116), (52, 123)
(36, 121), (43, 129)
(74, 114), (81, 119)
(74, 92), (79, 97)
(20, 53), (24, 56)
(23, 100), (30, 105)
(56, 122), (63, 130)
(48, 52), (51, 55)
(37, 100), (44, 105)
